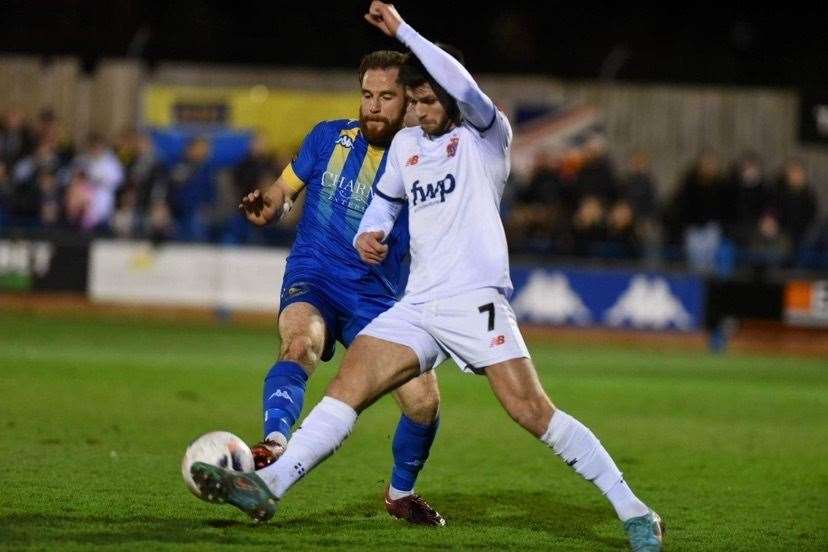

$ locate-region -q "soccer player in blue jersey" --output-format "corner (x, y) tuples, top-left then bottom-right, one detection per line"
(236, 50), (444, 526)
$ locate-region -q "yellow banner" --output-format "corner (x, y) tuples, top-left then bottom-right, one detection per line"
(143, 85), (359, 156)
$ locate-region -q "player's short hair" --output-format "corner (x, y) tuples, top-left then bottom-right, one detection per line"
(400, 43), (465, 123)
(358, 50), (407, 85)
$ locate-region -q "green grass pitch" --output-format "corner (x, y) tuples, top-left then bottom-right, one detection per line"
(1, 311), (826, 551)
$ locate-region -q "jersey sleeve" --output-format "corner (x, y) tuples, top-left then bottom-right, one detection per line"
(283, 121), (329, 193)
(355, 193), (404, 246)
(396, 22), (496, 131)
(474, 109), (513, 154)
(373, 137), (407, 203)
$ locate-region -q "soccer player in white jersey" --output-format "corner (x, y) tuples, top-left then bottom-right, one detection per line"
(191, 3), (664, 549)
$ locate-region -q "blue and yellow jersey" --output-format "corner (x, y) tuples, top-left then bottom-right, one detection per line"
(281, 119), (408, 295)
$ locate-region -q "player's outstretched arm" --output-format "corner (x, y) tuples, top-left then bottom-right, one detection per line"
(364, 1), (496, 129)
(354, 193), (403, 264)
(238, 177), (295, 227)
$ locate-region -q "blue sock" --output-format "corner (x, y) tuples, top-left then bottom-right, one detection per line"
(390, 415), (439, 492)
(262, 360), (308, 440)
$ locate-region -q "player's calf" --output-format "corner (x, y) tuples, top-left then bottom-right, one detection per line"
(388, 373), (441, 504)
(486, 357), (655, 531)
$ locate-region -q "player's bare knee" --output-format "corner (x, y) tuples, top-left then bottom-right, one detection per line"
(401, 392), (440, 425)
(281, 334), (320, 371)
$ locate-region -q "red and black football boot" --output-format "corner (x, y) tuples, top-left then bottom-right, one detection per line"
(251, 437), (286, 470)
(384, 485), (446, 527)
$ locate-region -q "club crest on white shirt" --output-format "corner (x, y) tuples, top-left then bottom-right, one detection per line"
(446, 136), (459, 158)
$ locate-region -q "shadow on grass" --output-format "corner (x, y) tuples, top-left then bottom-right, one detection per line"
(0, 490), (625, 549)
(284, 490), (625, 549)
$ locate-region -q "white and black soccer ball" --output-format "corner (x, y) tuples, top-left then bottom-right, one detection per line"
(181, 431), (255, 500)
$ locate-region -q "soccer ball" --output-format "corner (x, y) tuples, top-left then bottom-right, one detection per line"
(181, 431), (255, 500)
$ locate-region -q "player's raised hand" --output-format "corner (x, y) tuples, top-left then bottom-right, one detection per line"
(364, 1), (404, 37)
(239, 188), (279, 226)
(356, 230), (389, 265)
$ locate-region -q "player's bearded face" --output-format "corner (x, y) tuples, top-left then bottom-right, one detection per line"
(359, 68), (406, 146)
(407, 83), (451, 137)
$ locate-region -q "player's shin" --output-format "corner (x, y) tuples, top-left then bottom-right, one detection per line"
(257, 396), (357, 498)
(389, 414), (439, 498)
(263, 360), (309, 441)
(541, 410), (650, 521)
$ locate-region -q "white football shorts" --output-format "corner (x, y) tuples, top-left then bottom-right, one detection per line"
(359, 287), (530, 374)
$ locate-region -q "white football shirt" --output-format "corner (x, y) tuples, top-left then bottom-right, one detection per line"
(374, 112), (514, 304)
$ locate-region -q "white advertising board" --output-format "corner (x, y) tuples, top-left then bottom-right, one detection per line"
(89, 240), (288, 312)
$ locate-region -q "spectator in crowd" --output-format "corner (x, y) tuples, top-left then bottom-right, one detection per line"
(720, 151), (790, 269)
(163, 136), (215, 242)
(112, 130), (169, 239)
(504, 149), (560, 251)
(233, 134), (278, 198)
(617, 150), (657, 221)
(670, 149), (728, 273)
(771, 157), (819, 259)
(571, 195), (607, 256)
(34, 108), (74, 165)
(603, 200), (639, 259)
(607, 150), (660, 260)
(0, 160), (10, 227)
(804, 218), (828, 269)
(568, 134), (617, 256)
(9, 134), (66, 227)
(219, 133), (283, 244)
(65, 133), (124, 232)
(577, 133), (617, 204)
(726, 152), (769, 247)
(0, 108), (35, 168)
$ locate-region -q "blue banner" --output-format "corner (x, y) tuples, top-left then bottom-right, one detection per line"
(510, 266), (705, 331)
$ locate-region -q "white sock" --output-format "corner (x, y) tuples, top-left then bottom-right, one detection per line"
(264, 432), (288, 447)
(541, 410), (649, 521)
(388, 485), (414, 500)
(257, 396), (357, 498)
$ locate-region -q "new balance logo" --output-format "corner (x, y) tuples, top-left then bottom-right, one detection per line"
(490, 335), (506, 347)
(267, 389), (294, 404)
(406, 154), (419, 166)
(410, 173), (455, 206)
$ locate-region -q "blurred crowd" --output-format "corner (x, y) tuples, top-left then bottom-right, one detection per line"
(505, 135), (826, 272)
(0, 108), (290, 245)
(1, 107), (826, 273)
